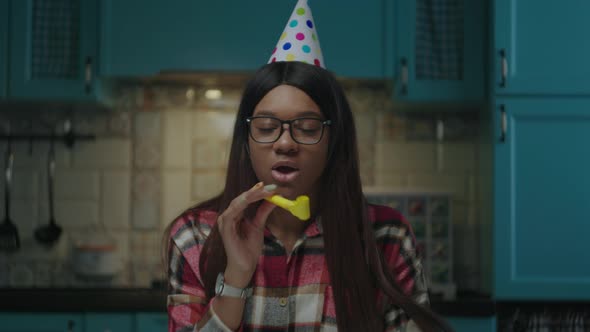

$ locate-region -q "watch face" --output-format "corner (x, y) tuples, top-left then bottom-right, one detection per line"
(215, 273), (224, 295)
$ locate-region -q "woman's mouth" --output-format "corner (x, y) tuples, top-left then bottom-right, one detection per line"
(271, 165), (300, 183)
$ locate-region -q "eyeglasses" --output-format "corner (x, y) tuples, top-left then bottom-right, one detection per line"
(246, 116), (332, 145)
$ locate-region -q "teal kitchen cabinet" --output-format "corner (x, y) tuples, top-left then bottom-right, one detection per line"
(393, 0), (485, 102)
(493, 0), (590, 95)
(0, 0), (8, 98)
(9, 0), (99, 101)
(135, 312), (168, 332)
(0, 313), (83, 332)
(84, 313), (134, 332)
(493, 97), (590, 299)
(445, 316), (496, 332)
(100, 0), (387, 78)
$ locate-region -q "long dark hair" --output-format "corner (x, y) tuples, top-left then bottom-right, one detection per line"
(165, 61), (453, 332)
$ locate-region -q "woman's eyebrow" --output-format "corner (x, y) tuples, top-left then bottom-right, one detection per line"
(254, 110), (322, 118)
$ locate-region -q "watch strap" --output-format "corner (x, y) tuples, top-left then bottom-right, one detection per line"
(216, 273), (253, 299)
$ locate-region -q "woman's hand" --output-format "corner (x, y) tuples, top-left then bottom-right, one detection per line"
(217, 182), (277, 288)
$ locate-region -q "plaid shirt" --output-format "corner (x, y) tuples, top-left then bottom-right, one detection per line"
(168, 204), (429, 332)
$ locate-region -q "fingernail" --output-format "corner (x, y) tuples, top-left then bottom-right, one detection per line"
(263, 184), (277, 192)
(252, 182), (263, 190)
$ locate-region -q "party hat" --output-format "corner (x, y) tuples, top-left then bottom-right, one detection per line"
(268, 0), (325, 68)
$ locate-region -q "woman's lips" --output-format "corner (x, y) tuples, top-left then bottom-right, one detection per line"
(271, 169), (300, 183)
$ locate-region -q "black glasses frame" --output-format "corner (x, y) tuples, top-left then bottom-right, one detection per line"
(246, 116), (332, 145)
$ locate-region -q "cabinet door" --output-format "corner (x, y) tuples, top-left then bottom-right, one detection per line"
(494, 97), (590, 299)
(0, 313), (83, 332)
(9, 0), (98, 100)
(84, 313), (133, 332)
(312, 0), (385, 78)
(0, 0), (8, 98)
(494, 0), (590, 95)
(394, 0), (485, 102)
(135, 312), (167, 332)
(100, 0), (386, 78)
(100, 0), (287, 77)
(445, 316), (496, 332)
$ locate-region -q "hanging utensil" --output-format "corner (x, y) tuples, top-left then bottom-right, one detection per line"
(34, 134), (62, 246)
(0, 138), (19, 252)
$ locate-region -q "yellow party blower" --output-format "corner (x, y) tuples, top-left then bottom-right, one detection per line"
(265, 195), (310, 221)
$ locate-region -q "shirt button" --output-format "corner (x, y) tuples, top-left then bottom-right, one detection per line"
(279, 297), (288, 307)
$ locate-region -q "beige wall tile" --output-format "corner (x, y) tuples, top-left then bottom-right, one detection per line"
(54, 170), (100, 200)
(440, 143), (476, 172)
(162, 111), (191, 168)
(54, 200), (99, 228)
(192, 170), (226, 202)
(102, 171), (131, 229)
(161, 170), (192, 229)
(73, 139), (131, 168)
(192, 111), (236, 141)
(407, 173), (469, 201)
(192, 140), (230, 169)
(373, 172), (407, 188)
(376, 142), (436, 172)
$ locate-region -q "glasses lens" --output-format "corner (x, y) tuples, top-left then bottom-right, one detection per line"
(292, 118), (323, 144)
(250, 117), (281, 143)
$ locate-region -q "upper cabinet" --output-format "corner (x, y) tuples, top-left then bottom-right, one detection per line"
(9, 0), (99, 101)
(393, 0), (485, 102)
(493, 0), (590, 95)
(100, 0), (387, 78)
(0, 0), (8, 98)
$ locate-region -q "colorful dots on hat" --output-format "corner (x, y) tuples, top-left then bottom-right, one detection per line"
(267, 0), (325, 69)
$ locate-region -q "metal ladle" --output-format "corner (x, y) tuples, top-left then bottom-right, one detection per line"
(34, 135), (62, 247)
(0, 139), (19, 252)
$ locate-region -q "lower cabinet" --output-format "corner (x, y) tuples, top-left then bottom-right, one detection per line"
(135, 313), (168, 332)
(0, 312), (166, 332)
(0, 313), (84, 332)
(85, 313), (134, 332)
(445, 316), (496, 332)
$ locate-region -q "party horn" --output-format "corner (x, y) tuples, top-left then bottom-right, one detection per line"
(265, 195), (310, 221)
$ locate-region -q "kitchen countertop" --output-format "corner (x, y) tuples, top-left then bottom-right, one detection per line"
(0, 289), (495, 317)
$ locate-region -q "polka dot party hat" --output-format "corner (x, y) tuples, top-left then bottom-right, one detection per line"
(268, 0), (325, 68)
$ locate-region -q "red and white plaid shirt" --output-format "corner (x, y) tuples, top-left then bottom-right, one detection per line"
(167, 204), (429, 332)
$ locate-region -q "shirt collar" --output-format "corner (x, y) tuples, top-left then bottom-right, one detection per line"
(263, 216), (323, 240)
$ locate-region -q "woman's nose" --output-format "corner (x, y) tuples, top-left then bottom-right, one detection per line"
(274, 123), (298, 152)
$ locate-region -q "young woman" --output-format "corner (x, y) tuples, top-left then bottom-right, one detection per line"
(166, 61), (453, 332)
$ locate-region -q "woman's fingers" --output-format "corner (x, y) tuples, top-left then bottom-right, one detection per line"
(218, 182), (276, 231)
(252, 200), (277, 230)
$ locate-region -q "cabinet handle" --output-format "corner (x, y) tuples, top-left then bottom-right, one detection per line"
(85, 56), (93, 94)
(400, 57), (408, 95)
(500, 104), (507, 142)
(67, 320), (75, 332)
(499, 49), (507, 88)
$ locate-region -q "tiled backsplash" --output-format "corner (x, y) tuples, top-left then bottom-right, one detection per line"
(0, 77), (488, 292)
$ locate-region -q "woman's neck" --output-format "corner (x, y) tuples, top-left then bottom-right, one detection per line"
(266, 208), (307, 252)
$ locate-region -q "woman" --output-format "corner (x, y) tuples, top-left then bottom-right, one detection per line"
(166, 61), (453, 332)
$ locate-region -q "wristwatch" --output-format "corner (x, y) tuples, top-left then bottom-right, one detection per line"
(215, 273), (253, 299)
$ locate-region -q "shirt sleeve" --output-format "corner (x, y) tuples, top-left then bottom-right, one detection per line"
(167, 217), (233, 332)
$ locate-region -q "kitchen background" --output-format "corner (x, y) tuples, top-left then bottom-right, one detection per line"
(2, 0), (590, 330)
(0, 80), (490, 294)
